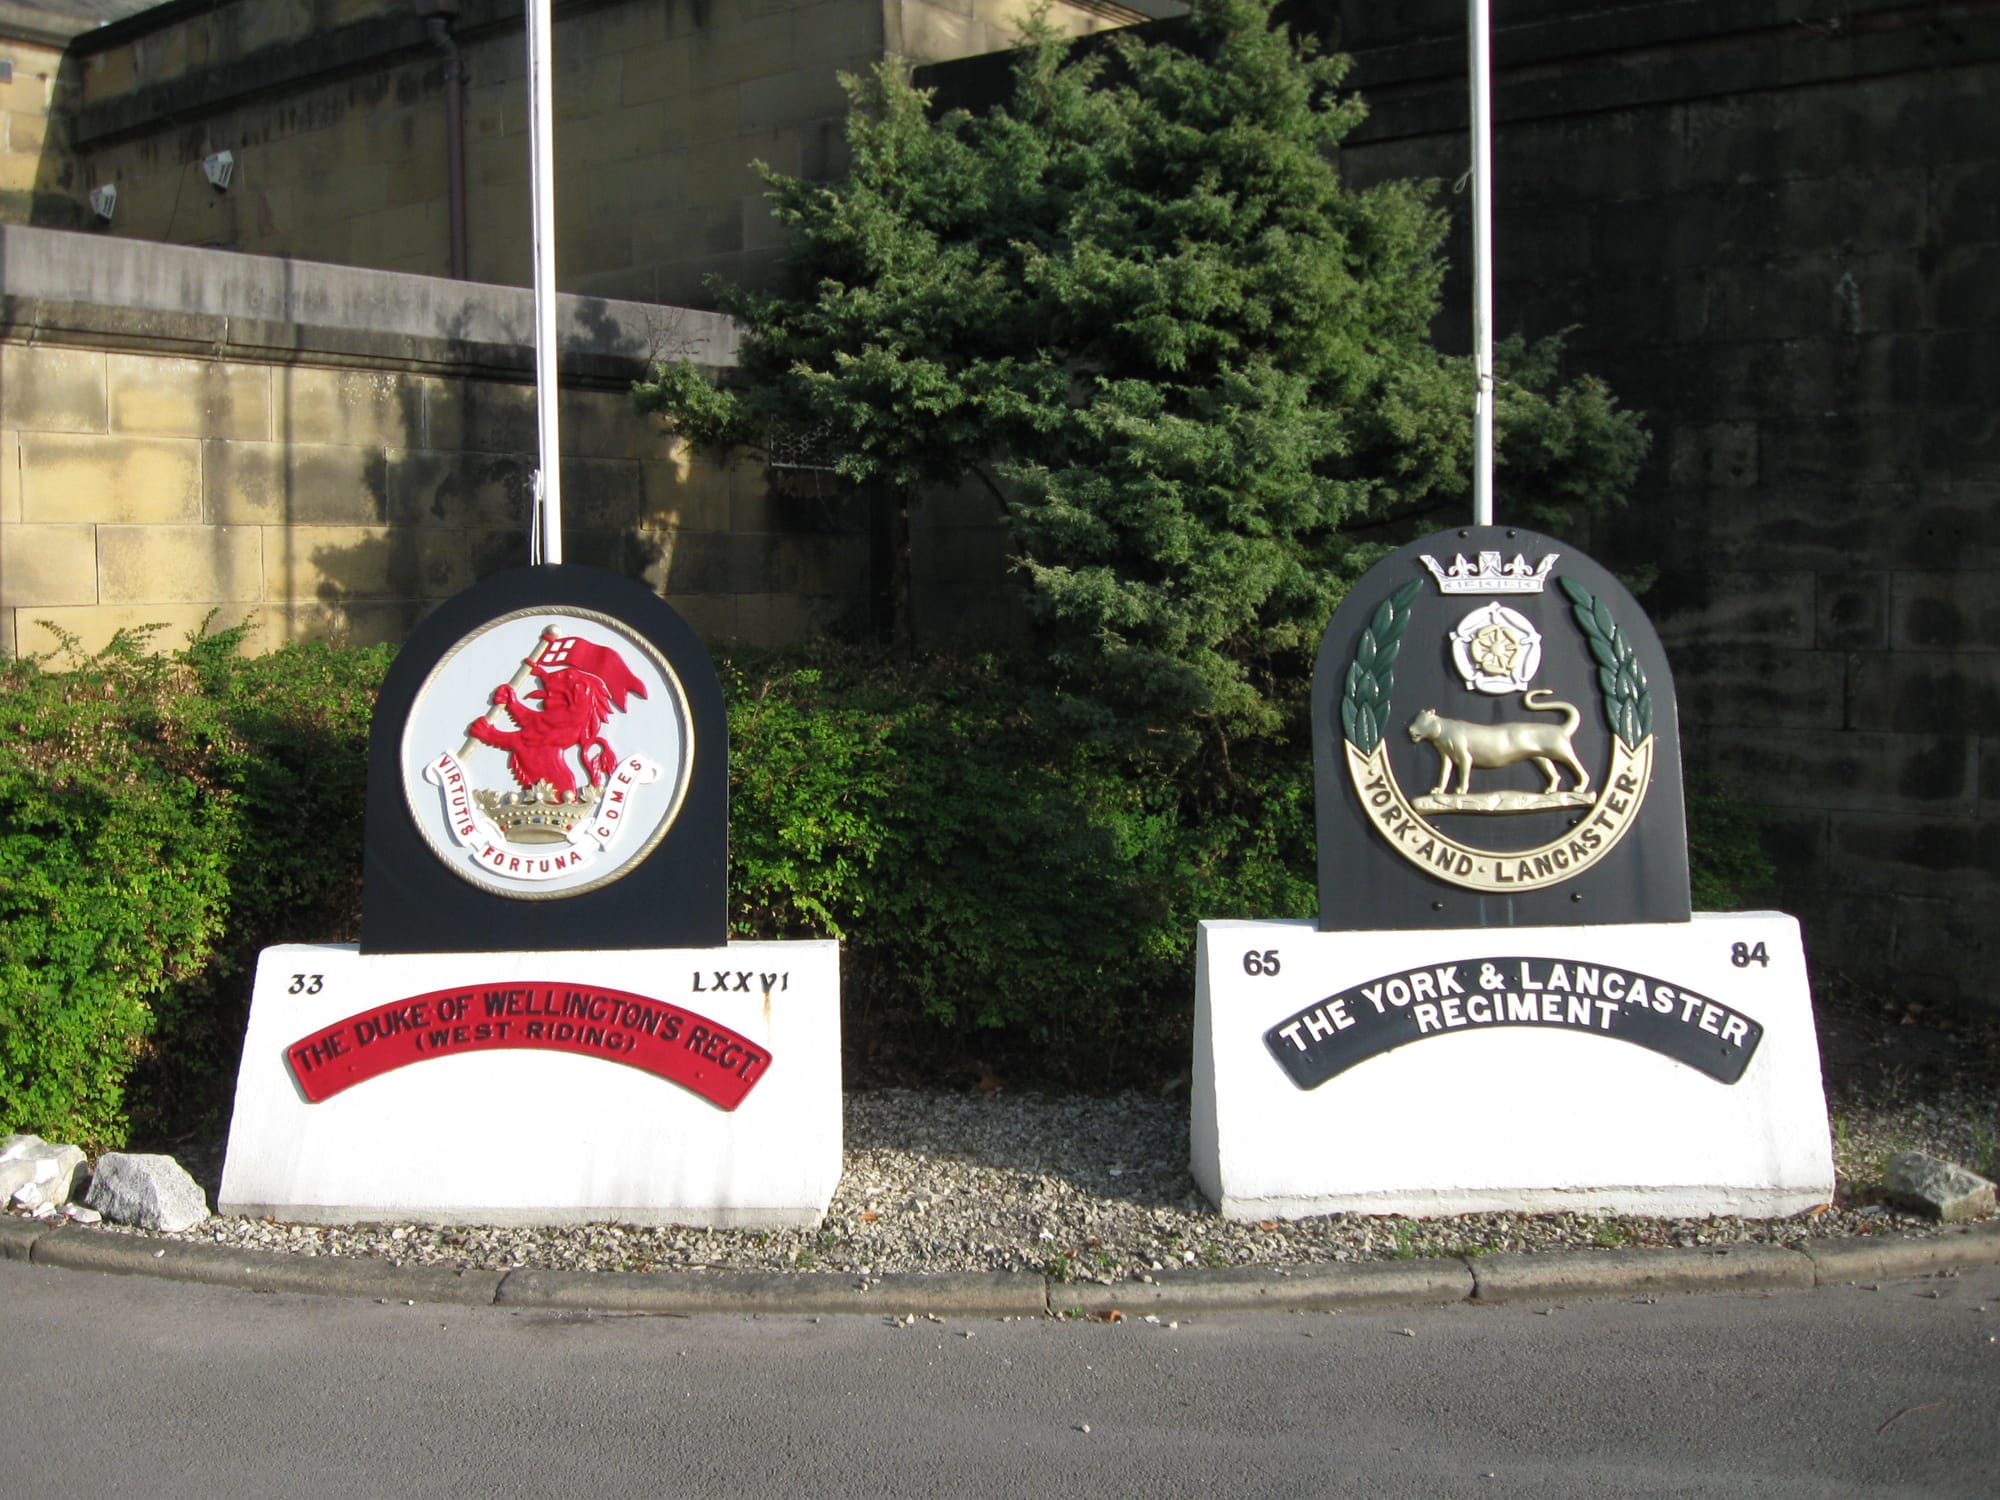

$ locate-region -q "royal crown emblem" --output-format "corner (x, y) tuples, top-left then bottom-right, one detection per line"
(473, 782), (601, 842)
(1419, 550), (1559, 595)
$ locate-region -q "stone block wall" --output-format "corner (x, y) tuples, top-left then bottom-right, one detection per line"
(1329, 0), (1998, 1003)
(1, 223), (869, 657)
(45, 0), (1142, 306)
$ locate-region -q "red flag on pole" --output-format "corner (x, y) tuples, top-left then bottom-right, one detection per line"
(536, 635), (648, 711)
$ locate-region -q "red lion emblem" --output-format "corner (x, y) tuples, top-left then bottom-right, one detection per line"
(465, 634), (648, 795)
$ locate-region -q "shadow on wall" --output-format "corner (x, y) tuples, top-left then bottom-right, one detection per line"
(283, 295), (772, 642)
(292, 346), (537, 646)
(291, 330), (872, 651)
(13, 43), (89, 230)
(0, 229), (878, 659)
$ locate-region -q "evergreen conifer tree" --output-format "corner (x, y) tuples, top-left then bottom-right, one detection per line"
(638, 0), (1646, 746)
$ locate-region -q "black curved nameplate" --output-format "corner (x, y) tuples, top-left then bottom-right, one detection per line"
(1264, 956), (1762, 1088)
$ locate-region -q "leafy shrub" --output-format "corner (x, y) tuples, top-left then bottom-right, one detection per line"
(0, 630), (237, 1148)
(726, 648), (1314, 1081)
(138, 631), (391, 1134)
(1, 633), (1777, 1140)
(0, 626), (390, 1149)
(1685, 769), (1777, 911)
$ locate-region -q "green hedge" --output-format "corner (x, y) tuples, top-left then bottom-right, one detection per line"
(0, 627), (388, 1149)
(0, 634), (231, 1149)
(724, 650), (1316, 1081)
(0, 632), (1770, 1146)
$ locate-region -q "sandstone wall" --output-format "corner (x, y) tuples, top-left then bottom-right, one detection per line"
(0, 223), (869, 657)
(13, 0), (1985, 1005)
(50, 0), (1138, 305)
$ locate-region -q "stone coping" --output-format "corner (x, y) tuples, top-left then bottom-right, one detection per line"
(0, 224), (737, 382)
(5, 1214), (1995, 1318)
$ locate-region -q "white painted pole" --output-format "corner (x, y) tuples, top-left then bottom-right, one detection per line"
(527, 0), (563, 563)
(1469, 0), (1495, 528)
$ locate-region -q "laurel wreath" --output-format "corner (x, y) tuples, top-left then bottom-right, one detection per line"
(1558, 576), (1652, 749)
(1340, 579), (1422, 753)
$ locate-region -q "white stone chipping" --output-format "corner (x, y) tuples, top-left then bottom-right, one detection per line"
(0, 1135), (87, 1210)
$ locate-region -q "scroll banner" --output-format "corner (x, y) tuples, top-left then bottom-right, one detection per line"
(285, 982), (770, 1109)
(1264, 956), (1764, 1090)
(1344, 738), (1653, 893)
(421, 750), (663, 883)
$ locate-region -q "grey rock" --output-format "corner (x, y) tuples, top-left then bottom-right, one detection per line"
(85, 1153), (210, 1232)
(0, 1137), (87, 1207)
(1884, 1152), (1997, 1224)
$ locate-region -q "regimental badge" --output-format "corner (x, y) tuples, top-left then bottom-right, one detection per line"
(400, 608), (694, 898)
(1448, 600), (1543, 694)
(1314, 527), (1688, 928)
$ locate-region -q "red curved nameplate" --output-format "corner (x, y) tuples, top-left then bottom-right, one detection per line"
(285, 982), (770, 1110)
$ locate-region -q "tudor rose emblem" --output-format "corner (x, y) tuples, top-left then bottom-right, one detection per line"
(1340, 556), (1655, 893)
(402, 609), (694, 898)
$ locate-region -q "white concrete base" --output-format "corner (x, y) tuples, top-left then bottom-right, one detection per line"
(1192, 914), (1833, 1221)
(220, 942), (840, 1228)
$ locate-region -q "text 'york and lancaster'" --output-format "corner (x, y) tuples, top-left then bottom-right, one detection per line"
(1263, 957), (1763, 1089)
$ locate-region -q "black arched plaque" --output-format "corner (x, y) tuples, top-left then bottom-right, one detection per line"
(360, 566), (727, 953)
(1312, 526), (1689, 931)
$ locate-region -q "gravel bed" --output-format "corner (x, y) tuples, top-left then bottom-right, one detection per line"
(76, 1083), (2000, 1283)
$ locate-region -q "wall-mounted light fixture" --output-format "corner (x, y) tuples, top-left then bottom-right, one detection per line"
(203, 151), (235, 190)
(89, 184), (117, 220)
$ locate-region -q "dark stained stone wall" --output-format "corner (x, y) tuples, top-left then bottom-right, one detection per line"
(1328, 0), (1998, 1007)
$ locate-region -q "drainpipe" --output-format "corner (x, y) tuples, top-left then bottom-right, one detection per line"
(418, 0), (469, 279)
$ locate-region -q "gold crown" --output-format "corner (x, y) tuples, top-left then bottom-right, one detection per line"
(473, 782), (600, 845)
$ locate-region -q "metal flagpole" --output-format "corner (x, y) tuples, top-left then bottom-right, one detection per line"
(527, 0), (563, 563)
(1469, 0), (1495, 528)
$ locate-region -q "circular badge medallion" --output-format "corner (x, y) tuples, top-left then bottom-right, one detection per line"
(400, 607), (694, 898)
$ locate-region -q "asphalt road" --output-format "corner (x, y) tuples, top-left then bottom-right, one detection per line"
(6, 1258), (1996, 1498)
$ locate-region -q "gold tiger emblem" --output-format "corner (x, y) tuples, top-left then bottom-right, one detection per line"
(1407, 690), (1591, 796)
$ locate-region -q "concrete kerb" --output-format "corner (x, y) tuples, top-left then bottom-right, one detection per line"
(0, 1216), (43, 1263)
(5, 1216), (1998, 1317)
(1051, 1259), (1476, 1316)
(1802, 1224), (2000, 1285)
(1467, 1242), (1815, 1303)
(493, 1268), (1048, 1318)
(27, 1224), (504, 1306)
